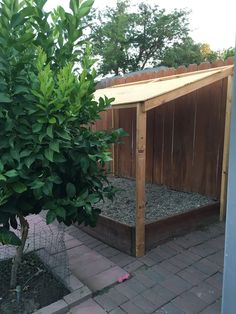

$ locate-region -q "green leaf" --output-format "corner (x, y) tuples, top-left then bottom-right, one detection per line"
(43, 182), (53, 196)
(0, 93), (12, 103)
(0, 161), (4, 172)
(12, 182), (27, 193)
(56, 129), (71, 141)
(37, 117), (47, 123)
(47, 125), (53, 138)
(49, 117), (56, 124)
(32, 123), (43, 133)
(80, 155), (89, 173)
(0, 63), (7, 73)
(55, 207), (66, 219)
(79, 189), (88, 200)
(38, 133), (46, 143)
(70, 0), (78, 14)
(49, 141), (59, 153)
(10, 149), (20, 161)
(78, 0), (94, 18)
(46, 210), (56, 224)
(0, 228), (21, 245)
(25, 156), (34, 168)
(66, 182), (76, 198)
(102, 152), (113, 162)
(0, 174), (6, 181)
(75, 197), (85, 207)
(14, 85), (29, 95)
(54, 114), (65, 125)
(11, 13), (27, 28)
(48, 175), (62, 184)
(20, 149), (31, 158)
(21, 32), (35, 43)
(11, 7), (38, 28)
(84, 202), (92, 214)
(5, 169), (18, 178)
(30, 180), (44, 189)
(44, 148), (54, 162)
(88, 193), (100, 204)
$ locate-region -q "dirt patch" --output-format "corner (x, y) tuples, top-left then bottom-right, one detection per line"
(98, 177), (217, 226)
(0, 252), (69, 314)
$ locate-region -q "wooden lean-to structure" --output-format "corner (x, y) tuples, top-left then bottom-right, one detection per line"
(95, 65), (234, 256)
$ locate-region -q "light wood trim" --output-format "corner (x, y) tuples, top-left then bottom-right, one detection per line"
(151, 66), (233, 83)
(111, 103), (138, 109)
(143, 66), (234, 112)
(135, 103), (147, 257)
(220, 75), (233, 221)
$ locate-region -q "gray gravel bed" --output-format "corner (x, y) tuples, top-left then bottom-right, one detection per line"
(97, 177), (217, 226)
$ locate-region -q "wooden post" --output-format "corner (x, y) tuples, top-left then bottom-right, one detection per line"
(135, 103), (147, 256)
(220, 75), (233, 221)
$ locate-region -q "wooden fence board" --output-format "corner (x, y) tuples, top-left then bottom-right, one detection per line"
(117, 108), (136, 178)
(172, 93), (195, 191)
(162, 101), (175, 188)
(152, 106), (165, 184)
(217, 78), (227, 197)
(146, 111), (155, 182)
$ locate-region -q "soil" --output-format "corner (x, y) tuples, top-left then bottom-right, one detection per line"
(98, 177), (217, 226)
(0, 252), (69, 314)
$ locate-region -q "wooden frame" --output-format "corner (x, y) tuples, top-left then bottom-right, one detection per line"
(135, 103), (147, 256)
(81, 202), (220, 255)
(104, 66), (234, 256)
(220, 75), (233, 221)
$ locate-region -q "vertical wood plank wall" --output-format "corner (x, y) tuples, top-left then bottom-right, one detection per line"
(94, 79), (227, 199)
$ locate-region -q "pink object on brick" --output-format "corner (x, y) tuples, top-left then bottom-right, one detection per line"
(117, 273), (130, 283)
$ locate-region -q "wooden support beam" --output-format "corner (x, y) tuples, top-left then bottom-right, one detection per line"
(135, 103), (147, 257)
(220, 75), (233, 221)
(111, 103), (138, 110)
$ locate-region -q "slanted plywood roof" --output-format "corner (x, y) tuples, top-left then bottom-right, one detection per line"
(94, 65), (234, 111)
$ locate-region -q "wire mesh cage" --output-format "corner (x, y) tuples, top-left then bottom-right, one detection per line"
(0, 214), (70, 314)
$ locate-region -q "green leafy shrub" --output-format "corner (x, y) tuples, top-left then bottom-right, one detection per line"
(0, 0), (124, 249)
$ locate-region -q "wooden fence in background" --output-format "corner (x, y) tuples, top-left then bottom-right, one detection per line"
(96, 58), (234, 89)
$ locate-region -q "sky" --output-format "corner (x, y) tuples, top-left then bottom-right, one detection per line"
(44, 0), (236, 51)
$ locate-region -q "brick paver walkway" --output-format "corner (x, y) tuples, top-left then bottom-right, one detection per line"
(66, 222), (224, 314)
(65, 234), (128, 292)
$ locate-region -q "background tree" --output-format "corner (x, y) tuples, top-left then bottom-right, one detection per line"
(219, 47), (235, 61)
(161, 39), (219, 68)
(161, 37), (204, 67)
(91, 0), (190, 75)
(200, 43), (218, 62)
(0, 0), (123, 287)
